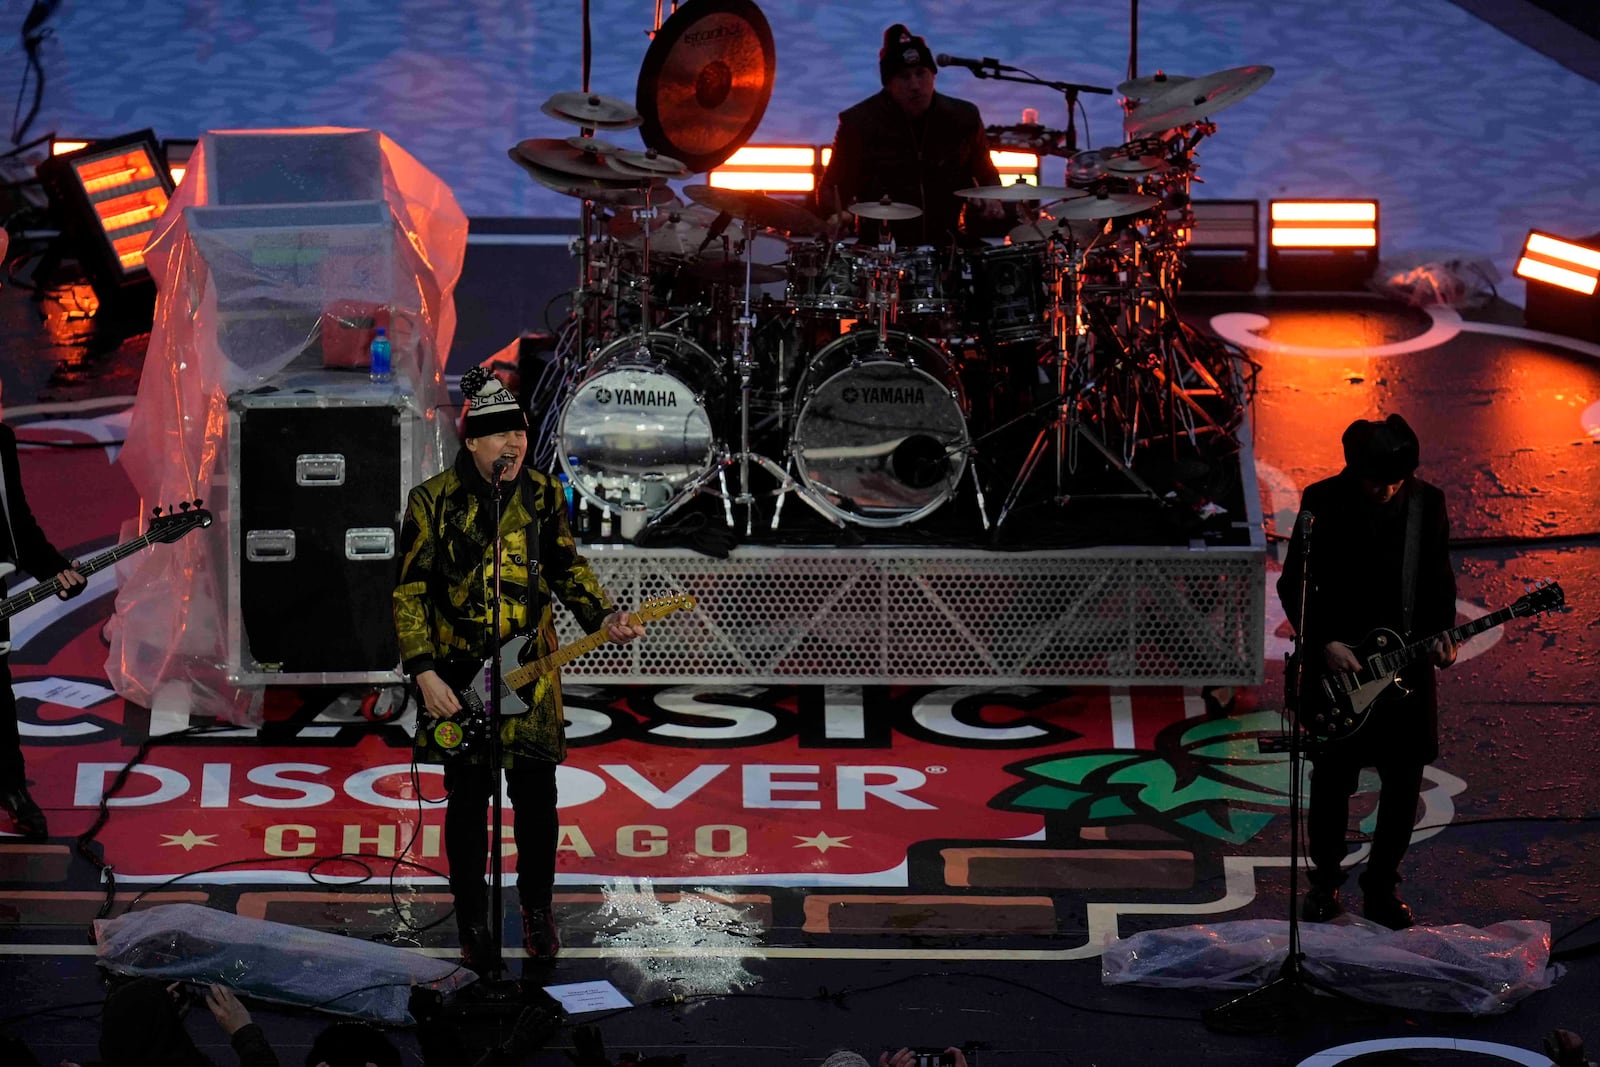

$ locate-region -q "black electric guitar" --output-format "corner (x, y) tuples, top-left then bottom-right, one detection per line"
(1304, 580), (1564, 743)
(430, 593), (697, 757)
(0, 502), (213, 625)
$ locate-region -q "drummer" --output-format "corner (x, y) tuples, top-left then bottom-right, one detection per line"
(817, 24), (1008, 248)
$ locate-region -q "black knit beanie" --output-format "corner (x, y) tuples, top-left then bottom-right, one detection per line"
(879, 24), (935, 85)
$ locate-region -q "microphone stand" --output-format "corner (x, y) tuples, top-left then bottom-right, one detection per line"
(1203, 515), (1378, 1034)
(474, 458), (521, 1001)
(954, 66), (1111, 159)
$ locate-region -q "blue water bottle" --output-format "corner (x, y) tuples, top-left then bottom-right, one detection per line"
(368, 326), (392, 383)
(557, 470), (574, 522)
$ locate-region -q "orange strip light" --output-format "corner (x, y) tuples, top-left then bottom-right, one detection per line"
(710, 145), (818, 193)
(1515, 232), (1600, 296)
(1269, 200), (1378, 249)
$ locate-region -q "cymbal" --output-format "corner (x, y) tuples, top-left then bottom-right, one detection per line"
(1102, 153), (1170, 177)
(1124, 64), (1275, 136)
(956, 182), (1083, 203)
(683, 184), (825, 236)
(605, 148), (691, 179)
(1008, 216), (1109, 245)
(541, 91), (642, 130)
(630, 218), (717, 258)
(683, 253), (787, 285)
(512, 137), (628, 181)
(637, 0), (776, 173)
(848, 198), (922, 221)
(605, 198), (700, 241)
(506, 147), (663, 204)
(1117, 71), (1193, 99)
(1047, 191), (1159, 219)
(565, 135), (624, 156)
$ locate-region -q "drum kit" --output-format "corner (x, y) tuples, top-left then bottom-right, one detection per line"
(508, 0), (1273, 539)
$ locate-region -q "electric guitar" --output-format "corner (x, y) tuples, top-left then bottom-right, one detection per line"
(0, 502), (213, 625)
(1304, 580), (1564, 743)
(430, 593), (697, 757)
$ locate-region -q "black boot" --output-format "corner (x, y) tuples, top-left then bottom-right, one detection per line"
(454, 891), (502, 975)
(0, 783), (47, 841)
(1360, 873), (1415, 930)
(1301, 885), (1344, 922)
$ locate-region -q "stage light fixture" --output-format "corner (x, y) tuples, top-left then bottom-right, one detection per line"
(1516, 229), (1600, 342)
(37, 128), (173, 299)
(990, 149), (1040, 186)
(162, 137), (197, 186)
(1180, 199), (1259, 292)
(50, 137), (92, 155)
(708, 145), (817, 193)
(1267, 199), (1379, 291)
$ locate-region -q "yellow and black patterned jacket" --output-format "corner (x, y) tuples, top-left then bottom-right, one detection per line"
(393, 448), (612, 764)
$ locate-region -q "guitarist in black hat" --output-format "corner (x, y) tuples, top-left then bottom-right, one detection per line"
(1278, 414), (1458, 929)
(0, 420), (86, 841)
(393, 368), (643, 973)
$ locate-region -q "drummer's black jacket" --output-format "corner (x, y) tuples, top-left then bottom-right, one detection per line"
(818, 90), (1000, 248)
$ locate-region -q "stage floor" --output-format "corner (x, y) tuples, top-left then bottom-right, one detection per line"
(1, 276), (1598, 1065)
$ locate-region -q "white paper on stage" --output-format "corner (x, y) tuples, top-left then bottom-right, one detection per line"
(106, 127), (465, 723)
(95, 903), (473, 1024)
(1101, 916), (1561, 1015)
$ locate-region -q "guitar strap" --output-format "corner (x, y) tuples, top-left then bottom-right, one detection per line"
(1399, 486), (1423, 635)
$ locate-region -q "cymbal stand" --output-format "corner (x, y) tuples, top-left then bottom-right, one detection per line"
(654, 223), (833, 534)
(993, 228), (1159, 531)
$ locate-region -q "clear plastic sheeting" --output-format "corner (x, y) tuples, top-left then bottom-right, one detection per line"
(95, 903), (473, 1025)
(1372, 253), (1501, 308)
(1102, 917), (1560, 1016)
(106, 128), (465, 723)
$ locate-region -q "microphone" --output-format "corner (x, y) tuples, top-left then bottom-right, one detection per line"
(936, 53), (1016, 75)
(1298, 511), (1315, 535)
(492, 457), (513, 477)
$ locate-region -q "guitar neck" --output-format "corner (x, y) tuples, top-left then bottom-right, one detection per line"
(0, 535), (156, 621)
(1383, 607), (1517, 673)
(502, 613), (636, 691)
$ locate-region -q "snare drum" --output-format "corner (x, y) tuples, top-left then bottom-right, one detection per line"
(557, 331), (725, 509)
(785, 239), (864, 317)
(965, 244), (1050, 344)
(790, 330), (969, 528)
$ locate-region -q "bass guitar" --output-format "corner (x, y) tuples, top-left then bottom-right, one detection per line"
(430, 592), (696, 757)
(1304, 580), (1564, 743)
(0, 502), (213, 625)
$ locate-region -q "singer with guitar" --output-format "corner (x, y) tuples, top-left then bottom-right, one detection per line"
(1279, 414), (1458, 930)
(393, 368), (643, 974)
(0, 420), (87, 841)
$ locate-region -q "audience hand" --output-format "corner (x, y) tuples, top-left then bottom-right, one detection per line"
(204, 983), (253, 1036)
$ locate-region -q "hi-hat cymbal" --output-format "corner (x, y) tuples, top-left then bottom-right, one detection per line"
(1124, 64), (1274, 136)
(1117, 71), (1193, 99)
(848, 198), (922, 221)
(512, 137), (629, 181)
(1047, 191), (1159, 219)
(683, 184), (825, 236)
(637, 0), (776, 173)
(541, 91), (642, 130)
(605, 148), (692, 179)
(1102, 153), (1170, 177)
(956, 182), (1083, 203)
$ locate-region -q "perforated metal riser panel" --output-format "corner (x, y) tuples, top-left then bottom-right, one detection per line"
(557, 550), (1264, 685)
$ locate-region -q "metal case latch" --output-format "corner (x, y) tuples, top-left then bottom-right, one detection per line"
(296, 453), (346, 486)
(245, 530), (296, 562)
(345, 527), (396, 561)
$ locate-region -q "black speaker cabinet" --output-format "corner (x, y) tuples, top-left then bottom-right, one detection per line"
(228, 384), (412, 684)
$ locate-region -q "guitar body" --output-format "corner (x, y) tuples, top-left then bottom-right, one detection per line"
(422, 593), (697, 759)
(1304, 627), (1412, 744)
